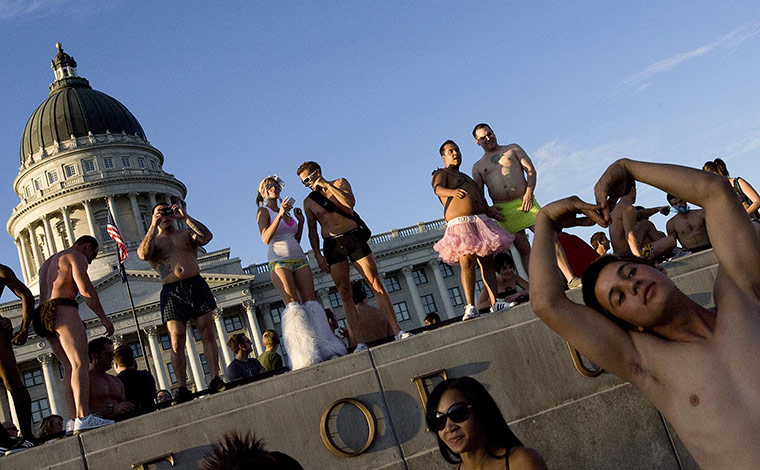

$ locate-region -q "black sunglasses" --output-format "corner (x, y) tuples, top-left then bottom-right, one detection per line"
(429, 402), (472, 431)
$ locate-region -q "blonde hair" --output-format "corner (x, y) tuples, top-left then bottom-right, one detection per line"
(262, 329), (280, 347)
(256, 175), (285, 206)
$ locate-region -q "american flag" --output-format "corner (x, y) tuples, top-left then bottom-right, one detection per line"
(107, 208), (128, 263)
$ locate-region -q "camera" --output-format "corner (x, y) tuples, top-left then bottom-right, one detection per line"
(159, 208), (174, 216)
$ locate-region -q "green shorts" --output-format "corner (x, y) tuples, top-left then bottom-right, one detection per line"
(494, 197), (541, 234)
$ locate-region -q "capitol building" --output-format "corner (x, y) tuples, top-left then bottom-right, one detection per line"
(0, 45), (470, 427)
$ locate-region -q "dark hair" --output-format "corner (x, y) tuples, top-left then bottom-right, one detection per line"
(74, 235), (98, 250)
(666, 193), (677, 203)
(590, 232), (607, 249)
(425, 377), (523, 464)
(227, 333), (249, 353)
(152, 202), (170, 213)
(87, 336), (113, 359)
(581, 254), (657, 330)
(199, 432), (303, 470)
(493, 252), (516, 272)
(703, 158), (729, 177)
(472, 123), (492, 138)
(439, 140), (458, 156)
(37, 414), (63, 440)
(351, 280), (368, 304)
(113, 345), (136, 368)
(424, 313), (441, 324)
(296, 161), (321, 176)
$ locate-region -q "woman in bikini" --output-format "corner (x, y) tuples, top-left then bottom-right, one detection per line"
(426, 377), (547, 470)
(256, 175), (346, 370)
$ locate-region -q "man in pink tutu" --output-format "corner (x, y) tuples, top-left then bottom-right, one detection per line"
(432, 140), (515, 321)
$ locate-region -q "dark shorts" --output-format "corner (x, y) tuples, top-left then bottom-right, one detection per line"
(33, 298), (78, 338)
(160, 274), (217, 323)
(323, 229), (373, 265)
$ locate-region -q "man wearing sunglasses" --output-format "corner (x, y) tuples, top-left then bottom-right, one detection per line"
(297, 161), (410, 350)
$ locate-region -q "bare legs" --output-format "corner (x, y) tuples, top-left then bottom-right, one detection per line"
(459, 254), (498, 306)
(329, 261), (367, 344)
(195, 313), (220, 379)
(49, 306), (89, 418)
(353, 254), (402, 335)
(0, 330), (33, 439)
(166, 320), (188, 388)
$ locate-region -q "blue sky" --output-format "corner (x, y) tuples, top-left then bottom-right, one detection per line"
(1, 1), (760, 300)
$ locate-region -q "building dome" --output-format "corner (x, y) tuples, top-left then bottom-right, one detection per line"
(19, 43), (146, 163)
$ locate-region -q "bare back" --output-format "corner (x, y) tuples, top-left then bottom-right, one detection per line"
(666, 210), (710, 250)
(39, 250), (83, 302)
(432, 168), (489, 220)
(472, 144), (531, 203)
(609, 204), (636, 254)
(147, 230), (201, 284)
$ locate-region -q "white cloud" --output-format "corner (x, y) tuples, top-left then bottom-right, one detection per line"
(617, 24), (760, 92)
(0, 0), (66, 20)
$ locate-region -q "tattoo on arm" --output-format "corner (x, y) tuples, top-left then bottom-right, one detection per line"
(157, 263), (172, 279)
(186, 217), (213, 245)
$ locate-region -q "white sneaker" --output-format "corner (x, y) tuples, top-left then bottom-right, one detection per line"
(462, 305), (480, 321)
(354, 343), (369, 352)
(394, 330), (412, 340)
(73, 414), (114, 434)
(491, 300), (510, 313)
(65, 419), (75, 436)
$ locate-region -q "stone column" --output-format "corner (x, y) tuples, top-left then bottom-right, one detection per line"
(184, 327), (206, 391)
(28, 224), (43, 270)
(38, 353), (61, 416)
(144, 326), (168, 390)
(317, 288), (331, 311)
(401, 266), (426, 325)
(15, 239), (30, 283)
(82, 200), (99, 242)
(243, 300), (263, 356)
(213, 308), (232, 368)
(62, 206), (75, 248)
(22, 233), (36, 278)
(428, 259), (455, 319)
(128, 192), (146, 238)
(5, 391), (18, 428)
(148, 192), (158, 209)
(42, 214), (57, 256)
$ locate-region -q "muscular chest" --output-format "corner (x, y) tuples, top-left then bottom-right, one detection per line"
(155, 233), (193, 259)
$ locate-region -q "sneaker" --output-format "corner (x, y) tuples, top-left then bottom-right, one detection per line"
(173, 385), (193, 404)
(394, 330), (412, 341)
(354, 343), (369, 352)
(208, 376), (227, 394)
(461, 304), (480, 321)
(491, 299), (510, 313)
(64, 419), (75, 436)
(73, 414), (114, 434)
(567, 277), (583, 289)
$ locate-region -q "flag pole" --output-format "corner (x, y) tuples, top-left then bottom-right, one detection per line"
(105, 201), (152, 376)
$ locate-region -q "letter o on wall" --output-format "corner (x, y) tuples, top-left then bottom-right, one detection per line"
(320, 398), (376, 458)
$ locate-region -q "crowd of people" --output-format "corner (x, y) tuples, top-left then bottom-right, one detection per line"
(0, 119), (757, 469)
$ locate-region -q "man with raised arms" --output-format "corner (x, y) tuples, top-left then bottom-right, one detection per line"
(298, 161), (410, 350)
(472, 123), (581, 287)
(530, 158), (760, 470)
(138, 203), (225, 402)
(37, 235), (115, 433)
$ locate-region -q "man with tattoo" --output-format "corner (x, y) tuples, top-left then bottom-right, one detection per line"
(137, 203), (225, 402)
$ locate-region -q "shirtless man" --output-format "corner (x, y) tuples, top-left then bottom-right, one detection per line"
(530, 159), (760, 470)
(472, 123), (581, 288)
(590, 232), (611, 256)
(350, 280), (394, 345)
(298, 161), (409, 350)
(37, 235), (114, 433)
(0, 264), (35, 441)
(608, 183), (675, 260)
(433, 140), (514, 320)
(665, 193), (711, 252)
(87, 337), (134, 419)
(137, 203), (224, 402)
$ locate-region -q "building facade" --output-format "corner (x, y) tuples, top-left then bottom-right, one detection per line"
(1, 45), (474, 430)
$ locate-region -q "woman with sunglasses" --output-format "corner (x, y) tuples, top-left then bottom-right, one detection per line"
(426, 377), (548, 469)
(256, 175), (347, 370)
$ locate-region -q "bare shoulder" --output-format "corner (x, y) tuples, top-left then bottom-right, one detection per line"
(334, 177), (352, 190)
(510, 446), (548, 470)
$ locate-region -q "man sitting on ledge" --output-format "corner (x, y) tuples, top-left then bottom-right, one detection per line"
(530, 159), (760, 470)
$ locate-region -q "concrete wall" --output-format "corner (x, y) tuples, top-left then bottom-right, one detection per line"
(2, 251), (717, 469)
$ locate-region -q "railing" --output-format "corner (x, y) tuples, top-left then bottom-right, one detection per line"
(243, 218), (445, 275)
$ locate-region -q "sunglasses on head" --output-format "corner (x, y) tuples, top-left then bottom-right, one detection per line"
(265, 183), (280, 190)
(301, 170), (318, 186)
(429, 402), (472, 431)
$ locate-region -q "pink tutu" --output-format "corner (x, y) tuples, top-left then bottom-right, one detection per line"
(434, 214), (515, 265)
